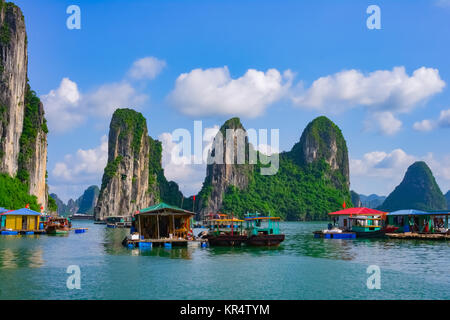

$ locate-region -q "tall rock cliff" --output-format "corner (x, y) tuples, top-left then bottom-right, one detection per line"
(0, 1), (48, 207)
(290, 116), (349, 189)
(95, 109), (156, 220)
(379, 161), (447, 212)
(199, 115), (351, 220)
(197, 117), (254, 217)
(0, 1), (27, 176)
(77, 185), (99, 214)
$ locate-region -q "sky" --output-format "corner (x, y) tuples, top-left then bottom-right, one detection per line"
(14, 0), (450, 202)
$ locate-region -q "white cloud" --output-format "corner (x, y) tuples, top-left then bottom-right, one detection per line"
(84, 81), (148, 117)
(42, 57), (165, 133)
(169, 66), (293, 117)
(292, 66), (445, 113)
(413, 108), (450, 132)
(365, 111), (403, 136)
(127, 57), (166, 80)
(41, 78), (85, 132)
(351, 149), (450, 195)
(52, 135), (108, 184)
(159, 126), (219, 196)
(438, 109), (450, 127)
(413, 119), (435, 132)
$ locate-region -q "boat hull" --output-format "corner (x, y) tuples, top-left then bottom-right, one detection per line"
(246, 234), (285, 246)
(354, 229), (385, 238)
(206, 235), (247, 246)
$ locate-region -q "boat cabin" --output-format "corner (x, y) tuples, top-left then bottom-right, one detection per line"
(386, 209), (450, 233)
(0, 208), (42, 232)
(208, 218), (245, 236)
(244, 212), (281, 236)
(135, 203), (194, 240)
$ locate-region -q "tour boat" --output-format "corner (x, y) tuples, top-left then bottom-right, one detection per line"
(46, 217), (71, 235)
(244, 212), (285, 246)
(205, 217), (247, 246)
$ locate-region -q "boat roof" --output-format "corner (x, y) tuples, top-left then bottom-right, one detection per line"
(0, 208), (41, 216)
(139, 202), (194, 216)
(211, 218), (244, 222)
(387, 209), (450, 216)
(328, 207), (386, 216)
(245, 216), (281, 220)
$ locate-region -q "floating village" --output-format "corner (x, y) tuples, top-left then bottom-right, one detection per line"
(1, 201), (450, 249)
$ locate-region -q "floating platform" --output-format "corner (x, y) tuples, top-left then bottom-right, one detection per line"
(313, 231), (356, 239)
(124, 238), (189, 248)
(74, 228), (88, 234)
(1, 230), (46, 235)
(386, 232), (450, 240)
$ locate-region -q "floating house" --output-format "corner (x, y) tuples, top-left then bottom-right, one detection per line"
(0, 208), (43, 234)
(386, 209), (450, 234)
(314, 207), (387, 239)
(126, 202), (195, 247)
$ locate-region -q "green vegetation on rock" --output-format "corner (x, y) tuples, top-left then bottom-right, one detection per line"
(18, 84), (47, 184)
(0, 173), (40, 211)
(221, 154), (352, 220)
(378, 161), (447, 212)
(101, 155), (122, 190)
(111, 108), (146, 157)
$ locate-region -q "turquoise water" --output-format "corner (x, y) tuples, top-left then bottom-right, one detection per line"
(0, 221), (449, 300)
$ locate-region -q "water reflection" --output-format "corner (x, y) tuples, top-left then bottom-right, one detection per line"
(0, 247), (44, 269)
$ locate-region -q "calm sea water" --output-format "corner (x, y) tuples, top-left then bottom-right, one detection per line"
(0, 221), (449, 300)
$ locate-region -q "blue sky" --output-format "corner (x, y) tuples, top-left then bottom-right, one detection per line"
(15, 0), (450, 202)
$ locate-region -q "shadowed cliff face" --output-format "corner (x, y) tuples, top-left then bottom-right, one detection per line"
(197, 117), (254, 218)
(95, 109), (156, 220)
(0, 2), (27, 177)
(0, 1), (48, 207)
(379, 161), (447, 212)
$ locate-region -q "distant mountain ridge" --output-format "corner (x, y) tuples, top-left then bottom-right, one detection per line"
(378, 161), (447, 212)
(50, 185), (99, 216)
(446, 191), (450, 209)
(359, 194), (386, 209)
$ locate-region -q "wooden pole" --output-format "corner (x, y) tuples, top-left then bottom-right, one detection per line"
(157, 214), (160, 239)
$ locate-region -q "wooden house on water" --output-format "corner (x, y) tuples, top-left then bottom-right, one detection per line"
(0, 208), (45, 235)
(125, 202), (195, 247)
(385, 209), (450, 240)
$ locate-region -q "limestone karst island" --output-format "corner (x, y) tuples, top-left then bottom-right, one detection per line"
(0, 0), (449, 303)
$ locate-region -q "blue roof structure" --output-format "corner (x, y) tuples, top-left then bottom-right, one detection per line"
(387, 209), (450, 216)
(0, 207), (8, 214)
(0, 208), (41, 216)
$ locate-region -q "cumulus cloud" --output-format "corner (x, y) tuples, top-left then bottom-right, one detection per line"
(351, 149), (450, 196)
(52, 135), (108, 183)
(41, 78), (84, 132)
(292, 66), (445, 113)
(127, 57), (166, 80)
(42, 57), (165, 133)
(413, 119), (435, 132)
(50, 135), (108, 202)
(169, 66), (293, 117)
(159, 126), (219, 196)
(365, 111), (403, 136)
(413, 108), (450, 132)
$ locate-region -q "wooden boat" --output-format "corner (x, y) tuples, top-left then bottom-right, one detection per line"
(244, 213), (285, 246)
(205, 217), (247, 246)
(349, 216), (386, 238)
(46, 217), (71, 235)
